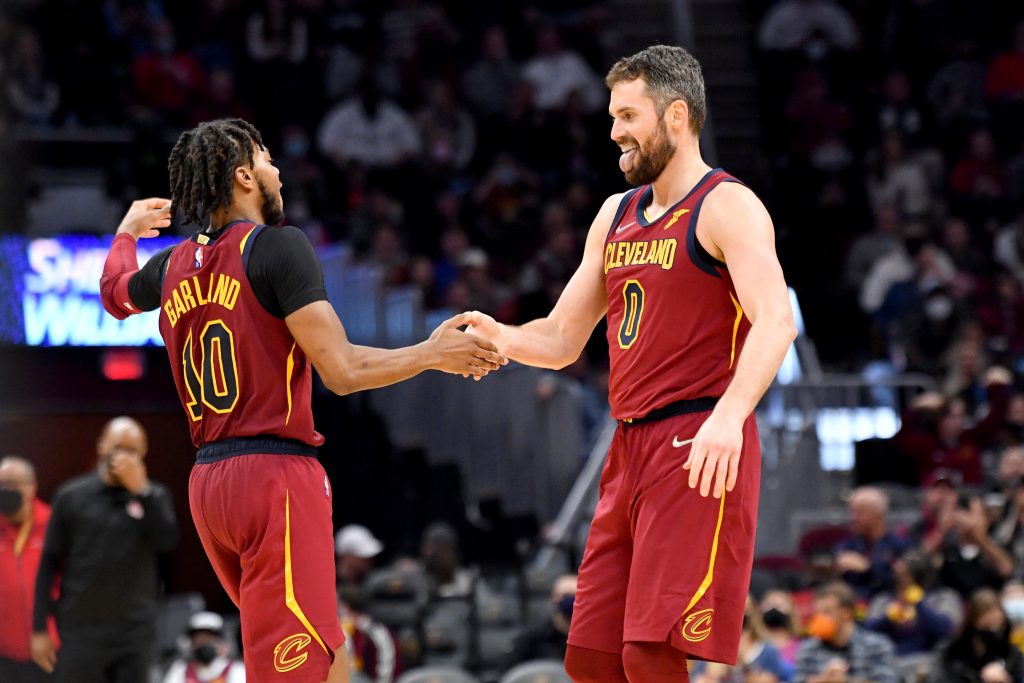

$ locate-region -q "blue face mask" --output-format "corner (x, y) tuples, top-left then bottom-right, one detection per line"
(1004, 598), (1024, 625)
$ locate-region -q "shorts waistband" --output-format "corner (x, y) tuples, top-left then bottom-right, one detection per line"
(620, 396), (719, 426)
(196, 436), (319, 463)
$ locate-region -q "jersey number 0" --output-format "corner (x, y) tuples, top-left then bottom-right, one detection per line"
(618, 279), (645, 349)
(182, 320), (240, 419)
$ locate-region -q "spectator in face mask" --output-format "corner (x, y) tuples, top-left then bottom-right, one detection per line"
(335, 524), (384, 591)
(513, 573), (577, 662)
(0, 456), (57, 683)
(760, 590), (802, 668)
(1000, 581), (1024, 650)
(793, 581), (900, 683)
(692, 596), (794, 682)
(936, 588), (1024, 683)
(161, 611), (244, 683)
(863, 549), (958, 654)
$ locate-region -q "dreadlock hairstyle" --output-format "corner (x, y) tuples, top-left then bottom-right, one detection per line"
(167, 118), (265, 226)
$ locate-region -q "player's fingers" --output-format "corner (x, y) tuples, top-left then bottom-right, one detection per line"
(440, 312), (472, 330)
(475, 349), (505, 366)
(140, 197), (172, 210)
(712, 450), (730, 499)
(726, 449), (741, 492)
(699, 450), (720, 497)
(685, 443), (706, 487)
(465, 333), (500, 353)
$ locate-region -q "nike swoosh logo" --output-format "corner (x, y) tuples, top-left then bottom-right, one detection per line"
(672, 437), (694, 448)
(615, 221), (637, 234)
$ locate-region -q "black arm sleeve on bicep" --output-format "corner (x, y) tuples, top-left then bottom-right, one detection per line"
(247, 226), (328, 318)
(126, 246), (173, 311)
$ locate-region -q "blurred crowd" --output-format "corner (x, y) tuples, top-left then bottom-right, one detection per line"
(0, 0), (620, 374)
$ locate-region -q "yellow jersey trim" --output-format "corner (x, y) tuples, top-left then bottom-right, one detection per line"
(681, 489), (727, 615)
(284, 491), (329, 655)
(285, 342), (296, 425)
(239, 226), (258, 255)
(729, 293), (743, 370)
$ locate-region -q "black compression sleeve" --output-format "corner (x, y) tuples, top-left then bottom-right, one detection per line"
(126, 246), (173, 312)
(246, 226), (328, 318)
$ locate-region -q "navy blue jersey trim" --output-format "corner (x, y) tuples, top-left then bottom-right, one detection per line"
(606, 188), (641, 241)
(686, 183), (726, 279)
(241, 224), (266, 270)
(636, 168), (720, 227)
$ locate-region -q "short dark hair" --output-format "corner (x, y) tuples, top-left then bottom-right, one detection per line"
(605, 45), (706, 134)
(816, 581), (856, 612)
(168, 118), (265, 226)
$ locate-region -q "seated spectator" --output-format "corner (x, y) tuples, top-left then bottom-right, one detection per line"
(693, 596), (794, 682)
(336, 524), (384, 591)
(985, 20), (1024, 103)
(416, 81), (476, 172)
(760, 589), (803, 668)
(513, 573), (576, 662)
(926, 42), (989, 137)
(1000, 581), (1024, 650)
(844, 204), (904, 293)
(339, 585), (403, 683)
(931, 496), (1015, 597)
(896, 367), (1013, 484)
(865, 131), (932, 219)
(864, 549), (958, 654)
(131, 18), (207, 124)
(317, 79), (422, 170)
(908, 468), (961, 549)
(5, 29), (60, 125)
(935, 588), (1024, 683)
(993, 207), (1024, 287)
(949, 128), (1007, 202)
(975, 271), (1024, 359)
(160, 611), (244, 683)
(245, 0), (308, 65)
(782, 68), (853, 162)
(420, 522), (473, 598)
(874, 69), (927, 146)
(793, 581), (900, 683)
(463, 27), (521, 118)
(521, 26), (604, 113)
(834, 487), (909, 597)
(757, 0), (859, 54)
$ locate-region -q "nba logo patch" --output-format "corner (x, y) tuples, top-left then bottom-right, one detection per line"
(194, 246), (204, 269)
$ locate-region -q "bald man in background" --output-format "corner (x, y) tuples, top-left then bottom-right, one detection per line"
(31, 417), (179, 682)
(834, 486), (909, 598)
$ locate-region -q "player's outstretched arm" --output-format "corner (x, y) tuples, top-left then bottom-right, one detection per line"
(286, 302), (507, 395)
(684, 182), (798, 498)
(465, 193), (622, 369)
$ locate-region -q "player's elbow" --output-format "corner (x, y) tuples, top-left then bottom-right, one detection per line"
(322, 371), (356, 396)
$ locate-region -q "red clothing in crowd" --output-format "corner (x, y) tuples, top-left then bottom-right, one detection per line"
(0, 498), (58, 661)
(986, 52), (1024, 100)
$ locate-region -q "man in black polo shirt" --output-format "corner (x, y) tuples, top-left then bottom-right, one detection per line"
(31, 416), (179, 682)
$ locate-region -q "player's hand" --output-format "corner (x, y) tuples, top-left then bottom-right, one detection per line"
(464, 310), (507, 355)
(981, 661), (1013, 683)
(116, 197), (173, 239)
(31, 632), (57, 673)
(683, 410), (744, 498)
(427, 312), (507, 380)
(109, 452), (150, 495)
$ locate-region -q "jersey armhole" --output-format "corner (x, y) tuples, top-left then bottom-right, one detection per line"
(686, 178), (747, 278)
(241, 224), (266, 270)
(605, 188), (641, 241)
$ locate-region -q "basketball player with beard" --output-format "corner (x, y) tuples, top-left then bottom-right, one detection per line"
(99, 118), (505, 683)
(466, 46), (797, 681)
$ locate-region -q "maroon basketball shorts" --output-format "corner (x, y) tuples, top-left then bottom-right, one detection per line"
(567, 409), (760, 664)
(189, 439), (345, 681)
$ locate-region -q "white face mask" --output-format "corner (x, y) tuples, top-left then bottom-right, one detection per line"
(924, 296), (954, 321)
(1004, 598), (1024, 625)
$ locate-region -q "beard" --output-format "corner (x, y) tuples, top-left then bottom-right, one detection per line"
(621, 119), (677, 186)
(258, 178), (285, 225)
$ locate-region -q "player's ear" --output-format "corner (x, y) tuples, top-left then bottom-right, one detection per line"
(666, 100), (688, 131)
(234, 164), (255, 189)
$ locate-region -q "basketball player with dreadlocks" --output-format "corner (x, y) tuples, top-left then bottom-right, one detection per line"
(99, 118), (506, 683)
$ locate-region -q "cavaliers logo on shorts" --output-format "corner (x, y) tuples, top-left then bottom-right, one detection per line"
(274, 633), (312, 672)
(681, 608), (714, 643)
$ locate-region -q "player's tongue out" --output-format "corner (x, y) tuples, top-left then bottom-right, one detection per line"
(619, 147), (638, 173)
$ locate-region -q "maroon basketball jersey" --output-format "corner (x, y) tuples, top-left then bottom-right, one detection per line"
(604, 169), (750, 420)
(158, 221), (323, 448)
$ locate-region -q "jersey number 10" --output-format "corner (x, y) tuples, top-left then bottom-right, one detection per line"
(182, 320), (240, 419)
